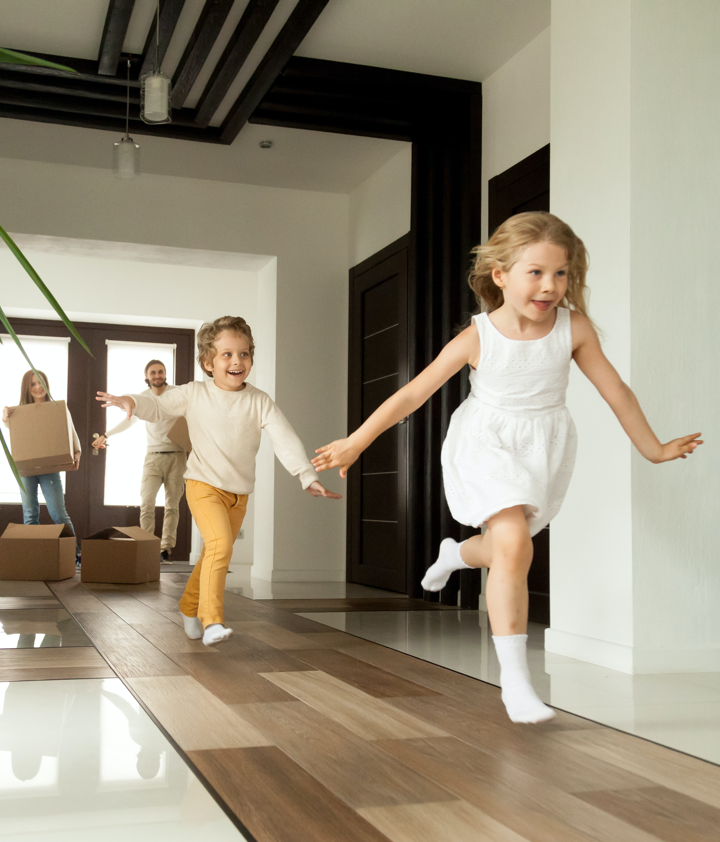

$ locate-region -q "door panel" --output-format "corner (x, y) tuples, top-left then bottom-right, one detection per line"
(348, 242), (408, 592)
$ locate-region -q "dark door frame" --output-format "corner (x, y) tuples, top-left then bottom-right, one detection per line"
(254, 58), (483, 601)
(1, 317), (195, 557)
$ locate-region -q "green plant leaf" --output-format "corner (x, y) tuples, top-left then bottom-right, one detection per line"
(0, 425), (25, 494)
(0, 303), (53, 399)
(0, 225), (92, 355)
(0, 48), (78, 74)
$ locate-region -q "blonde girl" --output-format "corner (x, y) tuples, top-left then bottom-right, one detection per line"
(313, 212), (702, 724)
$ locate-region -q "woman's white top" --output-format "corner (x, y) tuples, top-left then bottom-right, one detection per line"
(441, 307), (577, 536)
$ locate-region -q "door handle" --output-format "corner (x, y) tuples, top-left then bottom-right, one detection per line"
(398, 419), (407, 425)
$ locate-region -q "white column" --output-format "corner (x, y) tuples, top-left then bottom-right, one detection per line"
(548, 0), (720, 673)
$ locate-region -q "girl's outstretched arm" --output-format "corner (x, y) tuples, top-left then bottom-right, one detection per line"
(312, 324), (478, 477)
(571, 312), (703, 463)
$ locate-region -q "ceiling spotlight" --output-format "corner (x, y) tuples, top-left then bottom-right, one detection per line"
(141, 1), (171, 124)
(113, 59), (139, 179)
(259, 140), (273, 149)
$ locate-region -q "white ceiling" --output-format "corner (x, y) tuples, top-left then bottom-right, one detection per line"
(0, 0), (550, 193)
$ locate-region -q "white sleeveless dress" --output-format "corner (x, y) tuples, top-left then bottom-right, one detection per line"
(441, 307), (577, 537)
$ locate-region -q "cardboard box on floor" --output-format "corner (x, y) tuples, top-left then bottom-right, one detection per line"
(81, 526), (161, 584)
(167, 416), (192, 453)
(8, 401), (75, 477)
(0, 524), (76, 581)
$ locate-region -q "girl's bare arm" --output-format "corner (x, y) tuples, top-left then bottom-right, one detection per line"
(312, 324), (478, 477)
(571, 312), (702, 463)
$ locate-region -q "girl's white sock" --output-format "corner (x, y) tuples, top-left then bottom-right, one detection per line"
(421, 538), (470, 592)
(203, 623), (233, 647)
(492, 634), (556, 724)
(180, 612), (203, 640)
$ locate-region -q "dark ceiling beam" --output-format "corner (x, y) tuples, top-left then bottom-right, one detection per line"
(249, 110), (413, 143)
(98, 0), (137, 76)
(0, 51), (142, 86)
(140, 0), (187, 78)
(0, 102), (220, 142)
(0, 70), (139, 104)
(194, 0), (279, 128)
(171, 0), (234, 108)
(219, 0), (330, 144)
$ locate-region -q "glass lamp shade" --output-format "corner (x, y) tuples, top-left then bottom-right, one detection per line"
(141, 71), (172, 124)
(113, 136), (140, 179)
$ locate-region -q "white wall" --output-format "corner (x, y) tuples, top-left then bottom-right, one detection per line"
(481, 27), (551, 242)
(0, 156), (349, 583)
(348, 144), (412, 268)
(548, 0), (720, 672)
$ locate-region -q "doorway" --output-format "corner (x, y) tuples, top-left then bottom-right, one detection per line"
(0, 318), (195, 560)
(347, 236), (409, 592)
(488, 143), (551, 623)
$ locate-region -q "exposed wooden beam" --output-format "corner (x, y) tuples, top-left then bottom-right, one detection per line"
(171, 0), (234, 108)
(0, 51), (141, 86)
(140, 0), (186, 78)
(98, 0), (136, 76)
(194, 0), (279, 128)
(219, 0), (329, 144)
(0, 70), (139, 104)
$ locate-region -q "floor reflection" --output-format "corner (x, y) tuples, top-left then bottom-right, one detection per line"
(0, 678), (247, 840)
(300, 608), (720, 766)
(0, 609), (92, 649)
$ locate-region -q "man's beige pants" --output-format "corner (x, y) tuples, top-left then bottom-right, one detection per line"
(139, 451), (187, 551)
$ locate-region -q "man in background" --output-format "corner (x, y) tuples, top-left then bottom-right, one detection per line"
(93, 360), (185, 563)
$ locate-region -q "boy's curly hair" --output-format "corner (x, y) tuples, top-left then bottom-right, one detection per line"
(197, 316), (255, 376)
(469, 212), (591, 318)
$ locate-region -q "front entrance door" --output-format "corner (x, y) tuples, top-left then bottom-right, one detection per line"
(347, 236), (409, 592)
(0, 318), (195, 560)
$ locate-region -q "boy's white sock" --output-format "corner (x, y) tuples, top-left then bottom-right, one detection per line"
(493, 634), (555, 724)
(203, 623), (233, 647)
(181, 612), (203, 640)
(421, 538), (470, 592)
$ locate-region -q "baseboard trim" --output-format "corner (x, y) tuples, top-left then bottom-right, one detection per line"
(545, 628), (720, 674)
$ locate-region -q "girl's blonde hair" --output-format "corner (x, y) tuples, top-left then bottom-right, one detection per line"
(19, 370), (50, 405)
(197, 316), (255, 375)
(469, 212), (591, 317)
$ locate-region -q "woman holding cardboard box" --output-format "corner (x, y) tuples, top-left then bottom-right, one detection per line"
(2, 370), (81, 564)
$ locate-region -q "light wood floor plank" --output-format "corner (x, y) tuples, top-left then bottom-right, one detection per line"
(48, 579), (113, 614)
(232, 620), (332, 650)
(0, 665), (117, 680)
(0, 596), (61, 610)
(550, 729), (720, 810)
(0, 582), (54, 597)
(261, 670), (447, 740)
(171, 652), (296, 703)
(358, 800), (532, 842)
(234, 700), (458, 809)
(128, 674), (273, 750)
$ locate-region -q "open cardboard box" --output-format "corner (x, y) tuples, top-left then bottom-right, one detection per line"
(8, 401), (76, 477)
(81, 526), (160, 584)
(0, 523), (76, 581)
(167, 416), (192, 453)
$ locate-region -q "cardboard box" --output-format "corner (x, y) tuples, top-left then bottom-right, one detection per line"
(81, 526), (161, 584)
(8, 400), (75, 477)
(0, 524), (76, 581)
(168, 416), (192, 453)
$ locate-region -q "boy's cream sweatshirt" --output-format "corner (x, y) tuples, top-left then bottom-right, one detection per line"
(128, 380), (318, 494)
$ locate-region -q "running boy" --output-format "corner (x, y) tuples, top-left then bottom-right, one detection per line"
(97, 316), (340, 646)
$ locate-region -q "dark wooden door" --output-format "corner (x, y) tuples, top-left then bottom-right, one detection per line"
(0, 319), (195, 560)
(488, 144), (551, 623)
(347, 238), (409, 592)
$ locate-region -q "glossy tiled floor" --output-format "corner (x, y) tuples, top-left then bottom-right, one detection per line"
(298, 609), (720, 766)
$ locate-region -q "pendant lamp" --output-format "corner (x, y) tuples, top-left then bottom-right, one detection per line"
(113, 59), (139, 179)
(141, 1), (171, 124)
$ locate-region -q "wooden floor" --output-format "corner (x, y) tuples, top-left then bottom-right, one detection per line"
(35, 572), (720, 842)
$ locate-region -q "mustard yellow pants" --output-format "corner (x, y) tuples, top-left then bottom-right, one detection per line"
(178, 480), (248, 627)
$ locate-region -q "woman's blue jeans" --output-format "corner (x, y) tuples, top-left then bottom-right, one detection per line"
(20, 472), (77, 550)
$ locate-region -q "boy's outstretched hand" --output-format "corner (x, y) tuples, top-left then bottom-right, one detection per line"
(96, 391), (136, 419)
(312, 437), (361, 479)
(657, 433), (703, 462)
(306, 481), (342, 499)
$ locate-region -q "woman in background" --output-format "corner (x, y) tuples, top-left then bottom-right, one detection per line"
(2, 370), (81, 565)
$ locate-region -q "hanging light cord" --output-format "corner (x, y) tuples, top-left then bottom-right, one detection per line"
(125, 58), (131, 139)
(155, 1), (160, 71)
